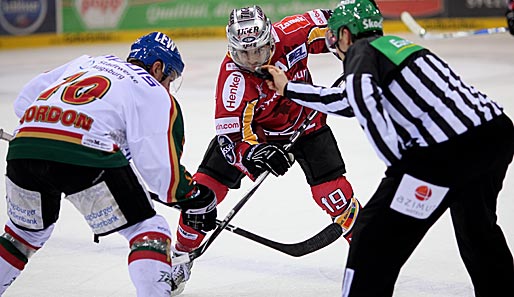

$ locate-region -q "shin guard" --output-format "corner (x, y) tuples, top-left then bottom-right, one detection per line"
(311, 176), (361, 243)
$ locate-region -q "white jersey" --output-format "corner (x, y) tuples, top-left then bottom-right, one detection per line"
(10, 54), (195, 204)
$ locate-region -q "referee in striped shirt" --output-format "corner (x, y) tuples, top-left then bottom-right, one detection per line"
(263, 1), (514, 296)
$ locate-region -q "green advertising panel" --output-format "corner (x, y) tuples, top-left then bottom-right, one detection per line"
(63, 0), (340, 33)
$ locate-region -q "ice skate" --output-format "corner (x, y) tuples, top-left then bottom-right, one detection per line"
(170, 251), (193, 296)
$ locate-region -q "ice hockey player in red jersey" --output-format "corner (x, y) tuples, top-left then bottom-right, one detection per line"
(170, 5), (362, 294)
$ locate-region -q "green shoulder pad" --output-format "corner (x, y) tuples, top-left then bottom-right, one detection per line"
(370, 36), (424, 66)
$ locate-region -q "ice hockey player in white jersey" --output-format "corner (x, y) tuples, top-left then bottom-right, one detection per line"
(0, 32), (217, 296)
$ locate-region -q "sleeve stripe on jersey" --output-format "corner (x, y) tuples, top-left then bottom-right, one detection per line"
(242, 99), (259, 145)
(286, 82), (350, 117)
(166, 96), (180, 203)
(348, 74), (400, 166)
(308, 27), (328, 45)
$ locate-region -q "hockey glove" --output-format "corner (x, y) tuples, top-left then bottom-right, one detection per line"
(507, 10), (514, 36)
(242, 143), (294, 177)
(179, 184), (217, 232)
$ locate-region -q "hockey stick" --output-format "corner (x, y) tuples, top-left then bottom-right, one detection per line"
(172, 110), (320, 266)
(401, 11), (508, 39)
(152, 190), (342, 258)
(0, 127), (342, 257)
(0, 128), (13, 142)
(222, 220), (342, 257)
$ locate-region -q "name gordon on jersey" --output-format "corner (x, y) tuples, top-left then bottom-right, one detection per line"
(19, 105), (93, 131)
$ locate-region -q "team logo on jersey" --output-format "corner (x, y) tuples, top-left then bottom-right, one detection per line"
(222, 72), (245, 111)
(215, 117), (240, 135)
(276, 15), (309, 34)
(390, 174), (448, 219)
(307, 9), (328, 26)
(286, 44), (307, 68)
(217, 134), (236, 165)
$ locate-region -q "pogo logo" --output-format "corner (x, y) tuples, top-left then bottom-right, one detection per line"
(75, 0), (127, 29)
(0, 0), (47, 35)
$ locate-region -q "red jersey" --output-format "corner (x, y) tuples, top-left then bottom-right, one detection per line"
(214, 9), (333, 172)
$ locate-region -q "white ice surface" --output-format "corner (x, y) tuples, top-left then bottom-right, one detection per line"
(0, 33), (513, 297)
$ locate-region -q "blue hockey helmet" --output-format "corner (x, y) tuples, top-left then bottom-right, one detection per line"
(127, 32), (185, 81)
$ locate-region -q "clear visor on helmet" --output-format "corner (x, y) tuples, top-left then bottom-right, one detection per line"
(229, 43), (273, 72)
(164, 69), (183, 95)
(325, 29), (339, 54)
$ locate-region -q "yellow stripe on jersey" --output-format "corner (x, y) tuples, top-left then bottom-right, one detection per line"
(308, 27), (328, 44)
(167, 96), (180, 203)
(242, 99), (259, 145)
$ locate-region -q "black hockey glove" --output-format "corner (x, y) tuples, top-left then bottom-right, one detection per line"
(242, 143), (294, 177)
(507, 10), (514, 36)
(179, 184), (217, 232)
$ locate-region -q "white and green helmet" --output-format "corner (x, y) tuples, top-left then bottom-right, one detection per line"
(328, 0), (383, 37)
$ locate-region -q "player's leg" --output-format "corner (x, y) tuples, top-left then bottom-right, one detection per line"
(0, 221), (54, 295)
(342, 174), (449, 296)
(175, 136), (244, 252)
(118, 215), (174, 297)
(449, 161), (514, 295)
(0, 159), (61, 295)
(292, 125), (361, 243)
(62, 163), (165, 296)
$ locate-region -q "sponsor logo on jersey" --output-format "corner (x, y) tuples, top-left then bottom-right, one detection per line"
(286, 43), (307, 68)
(217, 134), (236, 165)
(390, 174), (448, 219)
(276, 15), (309, 34)
(222, 72), (245, 111)
(215, 117), (240, 135)
(0, 0), (47, 35)
(389, 38), (412, 49)
(307, 9), (327, 26)
(291, 69), (307, 81)
(225, 62), (239, 71)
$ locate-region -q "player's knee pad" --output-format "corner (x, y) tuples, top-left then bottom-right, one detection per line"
(121, 215), (172, 265)
(311, 176), (360, 241)
(0, 222), (52, 269)
(175, 217), (206, 252)
(311, 175), (354, 217)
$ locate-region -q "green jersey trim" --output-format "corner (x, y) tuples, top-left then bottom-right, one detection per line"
(7, 137), (129, 168)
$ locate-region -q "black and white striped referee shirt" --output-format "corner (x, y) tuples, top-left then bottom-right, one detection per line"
(285, 36), (504, 167)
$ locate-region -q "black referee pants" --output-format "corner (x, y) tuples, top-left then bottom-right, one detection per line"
(344, 114), (514, 297)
